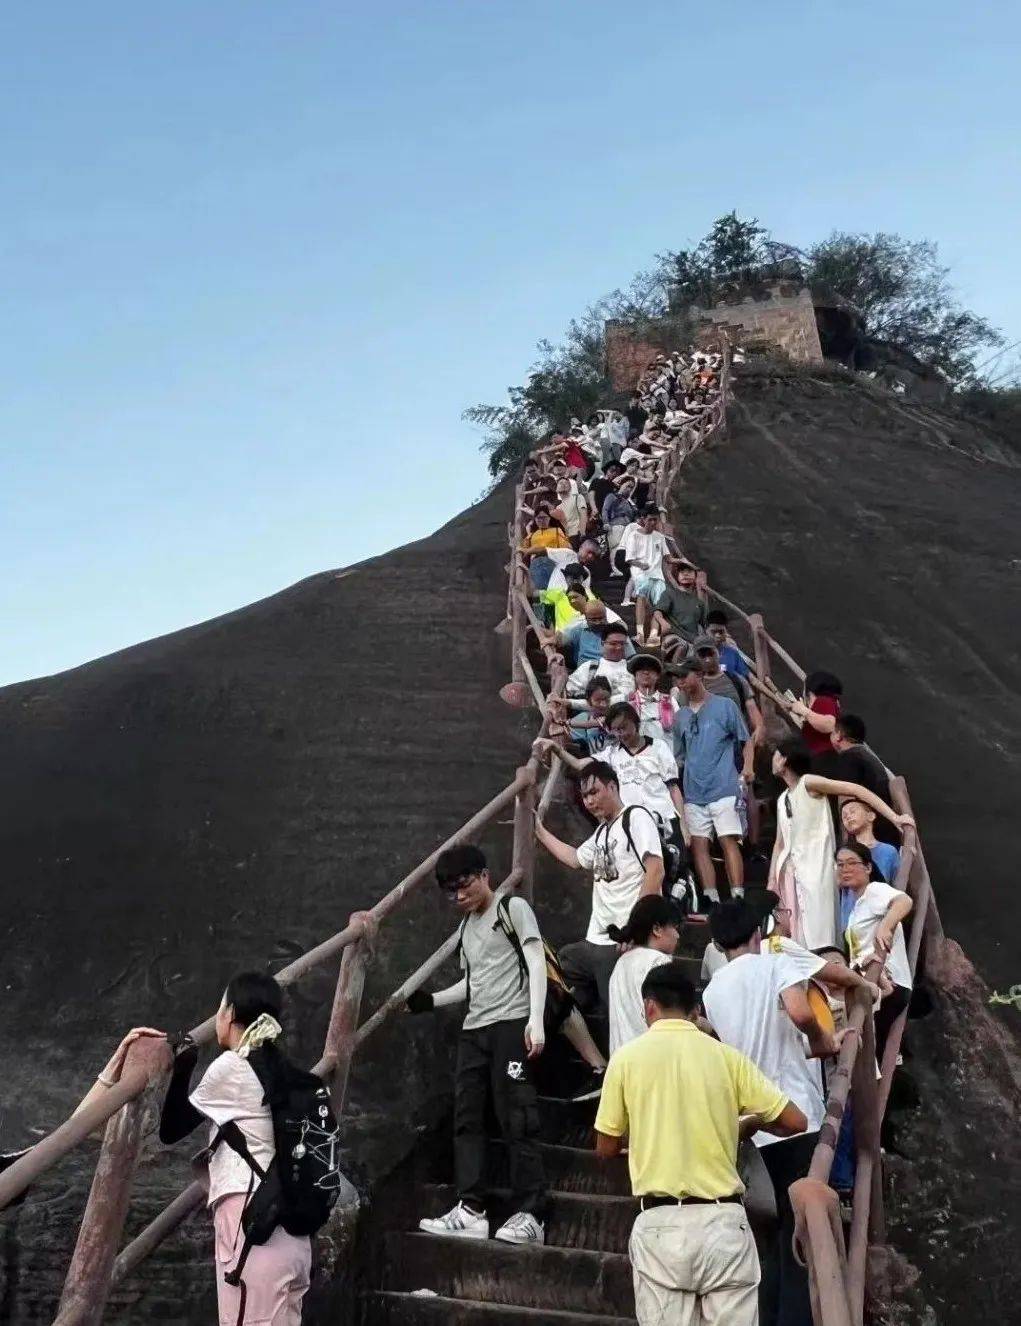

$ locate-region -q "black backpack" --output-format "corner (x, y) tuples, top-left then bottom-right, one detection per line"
(214, 1051), (342, 1324)
(458, 895), (575, 1036)
(602, 805), (698, 915)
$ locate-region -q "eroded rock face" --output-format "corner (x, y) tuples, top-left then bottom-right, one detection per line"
(0, 480), (542, 1321)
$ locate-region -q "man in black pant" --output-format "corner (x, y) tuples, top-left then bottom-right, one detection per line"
(408, 845), (548, 1246)
(702, 899), (857, 1326)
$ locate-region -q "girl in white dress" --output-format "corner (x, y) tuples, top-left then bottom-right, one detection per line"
(769, 738), (914, 951)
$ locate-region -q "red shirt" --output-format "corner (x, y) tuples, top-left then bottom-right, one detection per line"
(803, 695), (840, 755)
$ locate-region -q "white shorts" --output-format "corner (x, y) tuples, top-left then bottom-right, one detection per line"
(686, 796), (743, 840)
(635, 574), (666, 599)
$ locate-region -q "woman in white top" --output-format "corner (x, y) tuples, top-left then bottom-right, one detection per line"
(551, 478), (588, 542)
(606, 895), (681, 1053)
(770, 737), (914, 952)
(838, 842), (914, 1060)
(159, 971), (312, 1326)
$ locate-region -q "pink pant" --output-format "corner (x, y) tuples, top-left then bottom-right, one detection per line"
(213, 1194), (311, 1326)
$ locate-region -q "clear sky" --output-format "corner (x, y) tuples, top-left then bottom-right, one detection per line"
(3, 1), (1018, 686)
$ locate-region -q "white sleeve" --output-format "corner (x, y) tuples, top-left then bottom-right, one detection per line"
(567, 661), (594, 697)
(774, 947), (825, 991)
(545, 547), (574, 569)
(629, 808), (663, 859)
(189, 1053), (260, 1127)
(575, 829), (599, 870)
(654, 738), (679, 781)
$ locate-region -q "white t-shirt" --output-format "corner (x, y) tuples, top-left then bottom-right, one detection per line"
(700, 933), (820, 984)
(546, 546), (592, 594)
(621, 527), (668, 579)
(703, 950), (826, 1148)
(604, 737), (679, 823)
(566, 656), (632, 704)
(608, 947), (671, 1054)
(845, 882), (912, 991)
(189, 1050), (277, 1206)
(575, 806), (663, 945)
(556, 491), (588, 537)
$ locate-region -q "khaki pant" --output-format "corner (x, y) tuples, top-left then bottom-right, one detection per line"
(629, 1203), (760, 1325)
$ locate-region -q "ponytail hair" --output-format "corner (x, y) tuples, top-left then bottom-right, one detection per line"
(606, 894), (681, 946)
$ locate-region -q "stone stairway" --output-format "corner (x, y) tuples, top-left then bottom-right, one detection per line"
(362, 1094), (638, 1325)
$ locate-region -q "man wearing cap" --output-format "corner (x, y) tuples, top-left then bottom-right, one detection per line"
(595, 962), (807, 1326)
(672, 659), (753, 905)
(565, 622), (633, 704)
(702, 899), (876, 1326)
(682, 635), (765, 748)
(625, 652), (678, 744)
(651, 560), (707, 659)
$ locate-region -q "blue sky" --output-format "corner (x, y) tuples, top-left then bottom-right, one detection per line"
(3, 1), (1018, 685)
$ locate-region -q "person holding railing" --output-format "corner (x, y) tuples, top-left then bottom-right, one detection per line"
(840, 798), (901, 887)
(565, 620), (634, 704)
(410, 845), (549, 1247)
(650, 558), (707, 660)
(703, 898), (864, 1326)
(838, 842), (914, 1060)
(158, 971), (314, 1326)
(534, 760), (664, 1024)
(770, 737), (914, 950)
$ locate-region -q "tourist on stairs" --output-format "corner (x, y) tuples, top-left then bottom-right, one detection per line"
(769, 737), (915, 950)
(606, 895), (681, 1053)
(838, 842), (914, 1061)
(622, 506), (675, 646)
(651, 558), (707, 659)
(534, 761), (664, 1020)
(595, 963), (807, 1326)
(840, 798), (901, 885)
(625, 652), (678, 743)
(671, 659), (753, 905)
(158, 972), (313, 1326)
(565, 620), (634, 704)
(704, 608), (750, 678)
(410, 845), (548, 1246)
(703, 900), (854, 1326)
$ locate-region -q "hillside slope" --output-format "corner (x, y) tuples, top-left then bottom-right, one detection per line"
(0, 481), (543, 1322)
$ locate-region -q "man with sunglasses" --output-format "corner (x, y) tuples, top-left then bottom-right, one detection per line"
(409, 845), (549, 1247)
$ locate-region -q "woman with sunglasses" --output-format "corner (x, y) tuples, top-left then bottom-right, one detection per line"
(769, 738), (914, 951)
(838, 842), (914, 1060)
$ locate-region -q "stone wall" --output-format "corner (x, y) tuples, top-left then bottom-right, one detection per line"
(605, 281), (824, 389)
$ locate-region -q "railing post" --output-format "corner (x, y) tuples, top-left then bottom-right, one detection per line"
(511, 764), (538, 902)
(748, 612), (777, 721)
(846, 985), (883, 1325)
(53, 1038), (172, 1326)
(320, 913), (376, 1118)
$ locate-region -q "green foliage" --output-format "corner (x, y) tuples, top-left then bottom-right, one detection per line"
(805, 232), (1003, 385)
(466, 212), (1007, 476)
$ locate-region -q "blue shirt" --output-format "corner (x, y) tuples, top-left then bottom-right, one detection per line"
(870, 841), (901, 883)
(719, 644), (749, 679)
(562, 621), (636, 668)
(672, 694), (749, 805)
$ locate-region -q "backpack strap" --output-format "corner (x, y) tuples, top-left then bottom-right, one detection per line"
(619, 805), (661, 865)
(455, 915), (472, 1006)
(213, 1120), (266, 1180)
(493, 896), (528, 991)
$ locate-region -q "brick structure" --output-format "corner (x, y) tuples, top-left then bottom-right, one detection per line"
(606, 280), (824, 389)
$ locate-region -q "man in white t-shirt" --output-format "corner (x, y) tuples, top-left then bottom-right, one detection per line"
(544, 542), (600, 594)
(565, 622), (634, 704)
(534, 760), (663, 1020)
(703, 899), (866, 1326)
(622, 507), (677, 647)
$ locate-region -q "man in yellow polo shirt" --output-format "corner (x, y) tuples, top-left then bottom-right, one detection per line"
(594, 961), (807, 1325)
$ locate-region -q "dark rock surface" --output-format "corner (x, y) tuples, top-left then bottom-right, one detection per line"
(0, 480), (541, 1321)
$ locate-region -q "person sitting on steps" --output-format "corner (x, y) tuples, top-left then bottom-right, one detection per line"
(409, 845), (549, 1247)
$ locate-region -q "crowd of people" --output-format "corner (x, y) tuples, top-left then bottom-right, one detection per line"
(411, 341), (920, 1326)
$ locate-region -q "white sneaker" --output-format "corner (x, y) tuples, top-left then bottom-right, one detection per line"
(494, 1211), (545, 1246)
(418, 1202), (489, 1239)
(610, 569), (624, 577)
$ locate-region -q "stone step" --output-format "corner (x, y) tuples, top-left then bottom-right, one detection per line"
(365, 1290), (635, 1325)
(383, 1232), (635, 1318)
(413, 1183), (638, 1253)
(487, 1142), (633, 1196)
